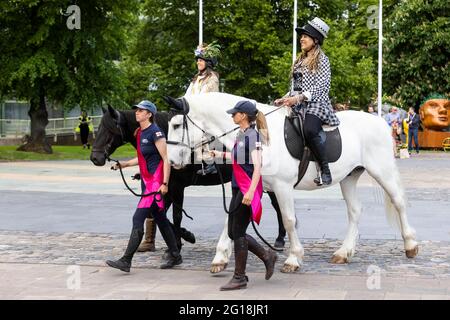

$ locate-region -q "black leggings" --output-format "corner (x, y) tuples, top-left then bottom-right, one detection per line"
(79, 125), (89, 144)
(227, 188), (251, 240)
(303, 114), (323, 142)
(132, 201), (169, 230)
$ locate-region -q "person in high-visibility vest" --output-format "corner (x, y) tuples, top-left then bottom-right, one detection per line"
(76, 111), (93, 149)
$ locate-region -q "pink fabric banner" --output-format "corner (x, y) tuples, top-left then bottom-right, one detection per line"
(232, 161), (263, 225)
(136, 129), (165, 210)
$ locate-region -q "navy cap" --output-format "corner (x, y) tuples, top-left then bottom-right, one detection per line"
(132, 100), (157, 115)
(226, 100), (258, 116)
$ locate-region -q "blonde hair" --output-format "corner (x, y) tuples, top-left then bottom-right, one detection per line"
(291, 45), (323, 76)
(248, 111), (270, 145)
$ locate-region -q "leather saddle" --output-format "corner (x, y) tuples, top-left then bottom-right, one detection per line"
(284, 114), (342, 187)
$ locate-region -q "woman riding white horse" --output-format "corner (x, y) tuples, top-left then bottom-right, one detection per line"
(274, 17), (339, 186)
(166, 92), (419, 273)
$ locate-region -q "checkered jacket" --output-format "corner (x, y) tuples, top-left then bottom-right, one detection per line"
(289, 53), (340, 126)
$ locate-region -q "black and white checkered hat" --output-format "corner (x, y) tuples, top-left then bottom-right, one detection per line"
(296, 17), (330, 45)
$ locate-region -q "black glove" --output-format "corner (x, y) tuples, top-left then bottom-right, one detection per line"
(132, 173), (141, 180)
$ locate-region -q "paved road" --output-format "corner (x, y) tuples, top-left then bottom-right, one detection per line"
(0, 153), (449, 300)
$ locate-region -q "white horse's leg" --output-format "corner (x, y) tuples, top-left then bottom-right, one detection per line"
(273, 185), (304, 273)
(366, 164), (419, 258)
(210, 216), (233, 273)
(331, 168), (364, 264)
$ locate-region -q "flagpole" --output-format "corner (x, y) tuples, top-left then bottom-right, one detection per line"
(378, 0), (382, 116)
(199, 0), (203, 45)
(292, 0), (298, 64)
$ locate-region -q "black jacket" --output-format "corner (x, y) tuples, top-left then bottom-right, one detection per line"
(407, 113), (420, 130)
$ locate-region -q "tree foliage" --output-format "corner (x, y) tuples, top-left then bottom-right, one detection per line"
(0, 0), (138, 152)
(384, 0), (450, 108)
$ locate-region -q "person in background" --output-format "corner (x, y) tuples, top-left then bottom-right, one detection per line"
(77, 111), (92, 149)
(406, 106), (420, 154)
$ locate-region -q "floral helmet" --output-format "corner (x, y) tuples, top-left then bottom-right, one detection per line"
(194, 41), (221, 68)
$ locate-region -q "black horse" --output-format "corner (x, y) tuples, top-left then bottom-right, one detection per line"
(90, 105), (286, 250)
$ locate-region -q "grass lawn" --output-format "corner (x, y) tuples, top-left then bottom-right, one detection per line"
(0, 144), (136, 161)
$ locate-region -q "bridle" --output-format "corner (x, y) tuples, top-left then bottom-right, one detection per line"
(164, 97), (285, 252)
(92, 110), (127, 162)
(166, 97), (284, 153)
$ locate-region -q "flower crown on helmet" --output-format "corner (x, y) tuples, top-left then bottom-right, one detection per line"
(194, 41), (221, 67)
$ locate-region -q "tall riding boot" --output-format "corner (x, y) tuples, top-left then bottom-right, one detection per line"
(220, 237), (249, 291)
(106, 227), (144, 272)
(245, 234), (278, 280)
(158, 222), (183, 269)
(137, 218), (156, 252)
(308, 135), (332, 185)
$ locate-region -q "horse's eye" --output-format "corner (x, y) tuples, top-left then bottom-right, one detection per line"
(173, 124), (181, 130)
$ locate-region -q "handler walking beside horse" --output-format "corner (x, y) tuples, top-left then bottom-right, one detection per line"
(210, 100), (277, 290)
(106, 100), (182, 271)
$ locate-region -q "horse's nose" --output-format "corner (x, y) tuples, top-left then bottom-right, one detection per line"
(90, 153), (105, 166)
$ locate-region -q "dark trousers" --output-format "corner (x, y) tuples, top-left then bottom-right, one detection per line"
(79, 124), (89, 145)
(303, 113), (324, 142)
(408, 128), (419, 152)
(133, 201), (179, 254)
(133, 202), (167, 229)
(227, 188), (251, 240)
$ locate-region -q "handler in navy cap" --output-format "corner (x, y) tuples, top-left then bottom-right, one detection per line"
(106, 100), (183, 271)
(210, 100), (277, 291)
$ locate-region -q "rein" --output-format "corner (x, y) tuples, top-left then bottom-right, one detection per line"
(214, 162), (283, 252)
(106, 154), (193, 221)
(100, 110), (194, 220)
(166, 105), (285, 152)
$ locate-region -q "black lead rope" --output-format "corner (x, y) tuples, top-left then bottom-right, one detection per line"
(107, 156), (193, 221)
(214, 163), (283, 252)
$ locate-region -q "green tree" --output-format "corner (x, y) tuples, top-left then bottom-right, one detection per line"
(0, 0), (138, 153)
(384, 0), (450, 108)
(129, 0), (355, 105)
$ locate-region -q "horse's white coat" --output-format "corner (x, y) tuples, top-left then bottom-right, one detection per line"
(167, 92), (418, 271)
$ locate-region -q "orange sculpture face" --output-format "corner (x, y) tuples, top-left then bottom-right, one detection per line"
(419, 99), (450, 131)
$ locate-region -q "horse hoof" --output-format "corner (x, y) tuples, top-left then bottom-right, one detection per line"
(405, 245), (419, 258)
(330, 254), (348, 264)
(280, 264), (299, 273)
(210, 263), (228, 274)
(274, 238), (285, 249)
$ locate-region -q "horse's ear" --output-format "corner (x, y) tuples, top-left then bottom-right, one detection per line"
(163, 96), (184, 111)
(107, 104), (118, 119)
(101, 107), (107, 114)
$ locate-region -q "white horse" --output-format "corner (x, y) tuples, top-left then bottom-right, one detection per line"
(166, 92), (419, 273)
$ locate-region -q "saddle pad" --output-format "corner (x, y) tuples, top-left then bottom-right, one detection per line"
(284, 116), (342, 163)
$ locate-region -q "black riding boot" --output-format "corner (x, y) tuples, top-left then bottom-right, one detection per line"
(245, 235), (278, 280)
(308, 135), (332, 185)
(220, 237), (249, 291)
(158, 222), (183, 269)
(106, 227), (144, 272)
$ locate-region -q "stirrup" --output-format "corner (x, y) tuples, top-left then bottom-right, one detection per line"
(313, 162), (323, 186)
(314, 174), (323, 186)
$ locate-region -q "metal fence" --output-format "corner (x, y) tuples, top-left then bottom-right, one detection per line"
(0, 116), (102, 139)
